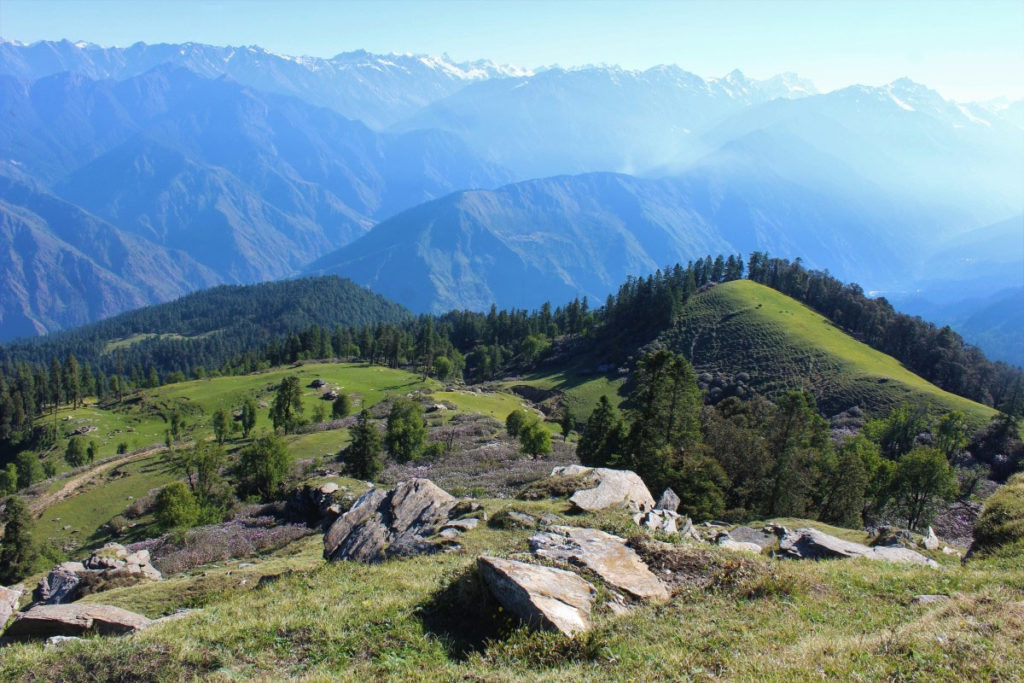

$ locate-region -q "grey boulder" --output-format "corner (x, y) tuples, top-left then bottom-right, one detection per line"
(477, 556), (596, 636)
(779, 528), (939, 568)
(33, 563), (85, 605)
(323, 478), (457, 563)
(530, 526), (668, 602)
(0, 584), (24, 630)
(550, 465), (655, 512)
(655, 488), (681, 512)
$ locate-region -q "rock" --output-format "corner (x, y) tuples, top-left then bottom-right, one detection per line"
(33, 563), (85, 605)
(439, 528), (461, 540)
(530, 526), (669, 602)
(477, 556), (596, 636)
(716, 533), (763, 554)
(655, 488), (681, 512)
(1, 585), (24, 630)
(4, 604), (152, 640)
(550, 465), (655, 512)
(873, 527), (915, 548)
(323, 479), (458, 563)
(443, 518), (479, 532)
(728, 526), (775, 549)
(44, 635), (82, 648)
(921, 527), (940, 551)
(636, 509), (687, 536)
(319, 482), (340, 496)
(83, 543), (129, 570)
(942, 546), (961, 556)
(286, 481), (351, 528)
(779, 528), (939, 568)
(912, 594), (951, 605)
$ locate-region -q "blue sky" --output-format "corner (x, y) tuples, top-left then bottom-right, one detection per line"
(2, 0), (1022, 101)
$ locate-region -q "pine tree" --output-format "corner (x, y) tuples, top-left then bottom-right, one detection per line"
(270, 376), (304, 434)
(0, 496), (37, 583)
(577, 396), (625, 467)
(241, 397), (258, 438)
(347, 410), (382, 480)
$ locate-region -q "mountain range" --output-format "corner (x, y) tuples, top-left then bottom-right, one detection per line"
(0, 38), (1021, 364)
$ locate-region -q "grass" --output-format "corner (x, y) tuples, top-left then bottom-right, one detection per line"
(429, 390), (527, 422)
(664, 280), (996, 424)
(1, 502), (1021, 681)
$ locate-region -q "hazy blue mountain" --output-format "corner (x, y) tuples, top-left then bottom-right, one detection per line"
(396, 65), (816, 178)
(0, 173), (220, 340)
(0, 65), (510, 282)
(0, 38), (529, 128)
(304, 162), (926, 313)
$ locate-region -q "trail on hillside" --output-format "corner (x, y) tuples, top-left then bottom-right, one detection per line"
(26, 446), (165, 519)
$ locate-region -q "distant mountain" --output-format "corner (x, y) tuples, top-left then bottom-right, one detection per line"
(0, 65), (509, 327)
(305, 164), (933, 313)
(0, 173), (220, 339)
(395, 65), (817, 178)
(0, 38), (530, 128)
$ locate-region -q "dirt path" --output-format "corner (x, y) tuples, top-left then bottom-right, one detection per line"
(26, 446), (165, 519)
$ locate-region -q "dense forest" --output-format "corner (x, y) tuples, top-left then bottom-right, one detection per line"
(2, 254), (1021, 465)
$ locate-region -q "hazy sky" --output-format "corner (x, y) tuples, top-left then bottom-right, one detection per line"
(2, 0), (1022, 101)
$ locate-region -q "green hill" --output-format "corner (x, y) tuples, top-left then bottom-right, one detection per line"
(661, 280), (995, 423)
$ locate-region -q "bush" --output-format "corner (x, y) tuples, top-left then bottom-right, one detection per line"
(236, 435), (292, 501)
(970, 473), (1024, 557)
(154, 481), (201, 530)
(519, 419), (552, 457)
(505, 409), (529, 438)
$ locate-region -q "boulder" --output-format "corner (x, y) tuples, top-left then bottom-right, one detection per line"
(530, 526), (668, 602)
(477, 556), (595, 636)
(83, 543), (129, 570)
(550, 465), (655, 512)
(635, 509), (689, 536)
(323, 479), (457, 563)
(4, 604), (152, 640)
(729, 526), (776, 549)
(655, 488), (681, 512)
(921, 527), (940, 551)
(912, 594), (951, 605)
(33, 563), (85, 605)
(443, 518), (479, 532)
(779, 528), (939, 568)
(0, 585), (24, 630)
(716, 533), (763, 554)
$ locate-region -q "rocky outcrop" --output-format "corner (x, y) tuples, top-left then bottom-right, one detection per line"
(634, 508), (691, 537)
(530, 526), (669, 602)
(323, 479), (458, 563)
(728, 526), (776, 549)
(477, 556), (596, 636)
(33, 544), (161, 605)
(921, 527), (940, 551)
(656, 488), (681, 512)
(4, 604), (152, 640)
(779, 528), (939, 567)
(716, 532), (763, 554)
(550, 465), (655, 512)
(0, 585), (23, 630)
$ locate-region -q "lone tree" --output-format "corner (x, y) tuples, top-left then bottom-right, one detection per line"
(346, 409), (383, 480)
(519, 417), (552, 457)
(240, 398), (258, 438)
(154, 481), (201, 531)
(892, 446), (957, 530)
(577, 395), (626, 468)
(270, 376), (304, 434)
(236, 435), (291, 501)
(65, 437), (89, 468)
(0, 496), (37, 584)
(212, 407), (231, 445)
(385, 398), (427, 462)
(505, 409), (529, 438)
(332, 393), (352, 419)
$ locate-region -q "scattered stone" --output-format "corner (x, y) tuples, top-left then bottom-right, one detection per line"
(477, 556), (596, 636)
(921, 527), (940, 551)
(912, 594), (951, 605)
(716, 533), (763, 554)
(550, 465), (655, 512)
(443, 518), (479, 532)
(530, 526), (669, 602)
(0, 585), (24, 630)
(323, 478), (458, 563)
(439, 528), (461, 540)
(489, 509), (539, 529)
(779, 528), (939, 568)
(942, 546), (961, 557)
(635, 509), (689, 536)
(5, 604), (152, 640)
(45, 635), (82, 648)
(655, 488), (681, 512)
(729, 526), (776, 549)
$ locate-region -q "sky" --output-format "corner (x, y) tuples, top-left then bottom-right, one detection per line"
(1, 0), (1022, 102)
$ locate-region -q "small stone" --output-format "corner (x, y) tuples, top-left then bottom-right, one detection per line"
(912, 594), (951, 605)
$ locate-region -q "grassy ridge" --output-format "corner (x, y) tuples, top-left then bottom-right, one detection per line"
(665, 280), (995, 423)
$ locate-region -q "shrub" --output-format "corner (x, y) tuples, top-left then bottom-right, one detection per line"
(154, 481), (201, 530)
(519, 419), (552, 457)
(505, 409), (529, 438)
(970, 473), (1024, 557)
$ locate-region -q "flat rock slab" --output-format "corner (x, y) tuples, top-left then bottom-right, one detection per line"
(5, 604), (152, 640)
(729, 526), (775, 549)
(324, 478), (457, 563)
(551, 465), (655, 512)
(779, 528), (939, 568)
(477, 556), (595, 636)
(530, 526), (669, 602)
